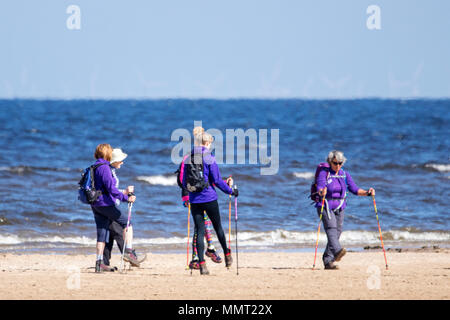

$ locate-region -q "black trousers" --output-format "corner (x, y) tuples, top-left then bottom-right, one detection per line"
(103, 220), (125, 266)
(191, 200), (229, 263)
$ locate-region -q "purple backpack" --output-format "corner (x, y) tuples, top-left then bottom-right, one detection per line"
(309, 162), (330, 203)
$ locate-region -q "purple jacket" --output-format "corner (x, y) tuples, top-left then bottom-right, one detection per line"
(315, 167), (359, 210)
(91, 158), (128, 207)
(183, 146), (233, 204)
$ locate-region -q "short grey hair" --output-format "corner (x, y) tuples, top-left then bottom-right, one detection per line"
(326, 150), (347, 165)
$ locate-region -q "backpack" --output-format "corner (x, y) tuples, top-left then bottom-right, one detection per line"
(183, 151), (210, 193)
(78, 163), (107, 204)
(309, 162), (348, 204)
(174, 154), (189, 189)
(309, 162), (330, 203)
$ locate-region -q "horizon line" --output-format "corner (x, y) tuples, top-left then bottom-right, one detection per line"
(0, 96), (449, 101)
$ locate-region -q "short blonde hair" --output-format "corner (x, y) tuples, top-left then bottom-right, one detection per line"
(201, 132), (213, 145)
(193, 126), (204, 136)
(193, 126), (205, 146)
(94, 143), (113, 162)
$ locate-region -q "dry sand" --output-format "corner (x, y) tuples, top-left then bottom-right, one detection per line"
(0, 249), (449, 300)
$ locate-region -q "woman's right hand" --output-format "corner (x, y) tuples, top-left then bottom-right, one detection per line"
(126, 186), (135, 194)
(319, 187), (327, 197)
(128, 195), (136, 203)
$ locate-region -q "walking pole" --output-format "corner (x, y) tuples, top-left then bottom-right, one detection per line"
(228, 194), (232, 270)
(186, 203), (191, 271)
(233, 185), (239, 275)
(372, 194), (388, 270)
(312, 193), (326, 270)
(120, 198), (134, 273)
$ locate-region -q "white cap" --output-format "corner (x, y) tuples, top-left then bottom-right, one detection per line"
(111, 148), (128, 163)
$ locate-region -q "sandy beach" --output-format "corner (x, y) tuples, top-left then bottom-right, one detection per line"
(0, 249), (449, 300)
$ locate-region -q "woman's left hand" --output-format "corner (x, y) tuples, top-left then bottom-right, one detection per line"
(368, 188), (375, 196)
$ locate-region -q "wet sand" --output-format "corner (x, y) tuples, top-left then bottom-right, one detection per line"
(0, 250), (449, 300)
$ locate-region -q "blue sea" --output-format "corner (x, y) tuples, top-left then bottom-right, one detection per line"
(0, 99), (449, 253)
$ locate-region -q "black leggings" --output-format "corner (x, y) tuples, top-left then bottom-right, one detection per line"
(191, 200), (229, 263)
(103, 220), (125, 266)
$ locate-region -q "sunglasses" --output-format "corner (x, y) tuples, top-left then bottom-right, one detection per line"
(332, 161), (343, 166)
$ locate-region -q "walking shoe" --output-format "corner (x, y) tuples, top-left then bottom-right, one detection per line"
(123, 248), (141, 267)
(137, 252), (147, 265)
(225, 251), (233, 268)
(95, 260), (115, 273)
(189, 259), (200, 270)
(335, 248), (347, 262)
(205, 249), (222, 263)
(324, 262), (339, 270)
(199, 262), (210, 275)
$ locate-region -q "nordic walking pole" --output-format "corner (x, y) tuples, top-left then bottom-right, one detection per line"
(313, 191), (326, 270)
(233, 185), (239, 275)
(186, 203), (191, 271)
(371, 194), (388, 270)
(120, 195), (134, 273)
(226, 175), (232, 270)
(228, 194), (232, 270)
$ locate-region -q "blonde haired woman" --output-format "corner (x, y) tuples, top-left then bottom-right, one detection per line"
(183, 132), (238, 275)
(177, 127), (224, 268)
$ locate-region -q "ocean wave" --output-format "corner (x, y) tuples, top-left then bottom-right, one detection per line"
(1, 229), (449, 247)
(424, 163), (450, 173)
(0, 235), (94, 246)
(293, 172), (315, 180)
(136, 175), (177, 186)
(0, 166), (73, 174)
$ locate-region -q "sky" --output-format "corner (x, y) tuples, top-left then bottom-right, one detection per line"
(0, 0), (449, 99)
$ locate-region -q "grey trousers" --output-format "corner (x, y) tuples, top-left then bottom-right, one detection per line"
(317, 207), (344, 265)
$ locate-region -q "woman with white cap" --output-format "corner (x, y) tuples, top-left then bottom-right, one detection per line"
(103, 148), (147, 269)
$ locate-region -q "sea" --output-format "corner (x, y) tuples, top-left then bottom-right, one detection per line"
(0, 99), (449, 254)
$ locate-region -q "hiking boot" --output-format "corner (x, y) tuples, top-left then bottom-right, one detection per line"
(95, 260), (115, 273)
(225, 251), (233, 268)
(199, 262), (209, 275)
(189, 259), (200, 270)
(123, 248), (141, 267)
(324, 261), (339, 270)
(335, 248), (347, 262)
(205, 249), (222, 263)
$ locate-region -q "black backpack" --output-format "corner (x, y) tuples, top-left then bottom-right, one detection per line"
(183, 151), (210, 193)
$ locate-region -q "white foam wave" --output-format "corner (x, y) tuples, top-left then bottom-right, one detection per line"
(136, 175), (177, 186)
(0, 166), (28, 173)
(0, 235), (95, 246)
(293, 172), (315, 180)
(425, 163), (450, 173)
(1, 230), (449, 247)
(0, 166), (72, 173)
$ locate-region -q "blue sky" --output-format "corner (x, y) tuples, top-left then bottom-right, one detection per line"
(1, 0), (449, 99)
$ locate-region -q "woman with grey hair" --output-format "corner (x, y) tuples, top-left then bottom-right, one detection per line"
(316, 150), (375, 269)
